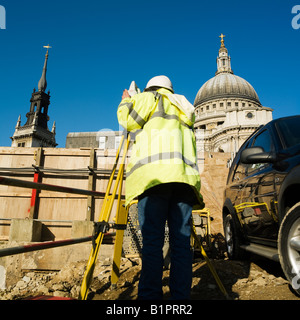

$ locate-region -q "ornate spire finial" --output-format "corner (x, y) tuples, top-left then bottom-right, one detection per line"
(38, 44), (52, 92)
(216, 34), (233, 75)
(15, 115), (21, 129)
(43, 44), (52, 57)
(51, 121), (56, 135)
(219, 33), (225, 47)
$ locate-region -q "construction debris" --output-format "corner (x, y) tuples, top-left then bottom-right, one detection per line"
(0, 254), (299, 300)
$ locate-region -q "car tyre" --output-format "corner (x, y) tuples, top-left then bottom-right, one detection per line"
(278, 202), (300, 295)
(223, 214), (247, 260)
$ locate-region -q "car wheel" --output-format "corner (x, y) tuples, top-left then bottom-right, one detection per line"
(223, 214), (247, 260)
(278, 202), (300, 295)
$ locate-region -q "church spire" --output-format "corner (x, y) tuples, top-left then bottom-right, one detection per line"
(11, 45), (57, 148)
(38, 45), (52, 92)
(216, 34), (233, 75)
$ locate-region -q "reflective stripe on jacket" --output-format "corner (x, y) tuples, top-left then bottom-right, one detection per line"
(117, 88), (204, 209)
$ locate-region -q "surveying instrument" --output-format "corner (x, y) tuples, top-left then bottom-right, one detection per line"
(78, 129), (228, 300)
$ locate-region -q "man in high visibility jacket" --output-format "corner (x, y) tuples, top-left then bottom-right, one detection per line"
(117, 75), (204, 300)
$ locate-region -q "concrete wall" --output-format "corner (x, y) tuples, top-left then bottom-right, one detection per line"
(0, 241), (114, 289)
(66, 131), (123, 149)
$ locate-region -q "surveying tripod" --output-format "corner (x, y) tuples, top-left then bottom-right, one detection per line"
(78, 133), (228, 300)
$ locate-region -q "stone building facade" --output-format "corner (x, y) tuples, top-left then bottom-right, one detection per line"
(66, 131), (123, 150)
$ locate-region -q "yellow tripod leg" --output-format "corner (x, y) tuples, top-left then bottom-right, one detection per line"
(191, 225), (229, 299)
(79, 195), (113, 300)
(78, 134), (130, 300)
(111, 200), (129, 287)
(111, 152), (129, 287)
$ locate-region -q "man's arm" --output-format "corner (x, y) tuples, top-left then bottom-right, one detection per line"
(117, 91), (156, 132)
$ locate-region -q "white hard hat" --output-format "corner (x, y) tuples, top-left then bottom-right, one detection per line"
(145, 75), (174, 93)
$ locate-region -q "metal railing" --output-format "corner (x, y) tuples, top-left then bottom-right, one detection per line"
(0, 236), (93, 258)
(0, 176), (106, 198)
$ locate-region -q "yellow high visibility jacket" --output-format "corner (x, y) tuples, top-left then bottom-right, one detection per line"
(117, 88), (204, 209)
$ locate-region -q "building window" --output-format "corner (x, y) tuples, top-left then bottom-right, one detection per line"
(220, 103), (224, 108)
(213, 104), (216, 109)
(18, 142), (25, 147)
(246, 112), (254, 119)
(227, 102), (231, 107)
(235, 102), (239, 107)
(115, 136), (122, 150)
(99, 136), (106, 149)
(206, 105), (209, 111)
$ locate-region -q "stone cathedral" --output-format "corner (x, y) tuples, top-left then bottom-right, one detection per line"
(193, 35), (273, 155)
(66, 35), (273, 154)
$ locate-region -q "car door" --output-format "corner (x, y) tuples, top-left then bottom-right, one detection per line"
(226, 140), (252, 213)
(239, 129), (278, 245)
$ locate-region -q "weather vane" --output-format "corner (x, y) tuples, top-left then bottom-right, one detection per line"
(43, 44), (52, 57)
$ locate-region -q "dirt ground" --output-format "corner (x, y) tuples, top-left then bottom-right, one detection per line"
(90, 255), (300, 301)
(1, 248), (300, 301)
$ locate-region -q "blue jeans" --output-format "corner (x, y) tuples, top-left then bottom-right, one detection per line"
(137, 183), (195, 300)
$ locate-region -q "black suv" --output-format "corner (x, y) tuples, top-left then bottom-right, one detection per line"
(223, 115), (300, 295)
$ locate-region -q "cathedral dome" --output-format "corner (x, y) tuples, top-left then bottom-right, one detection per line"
(194, 34), (261, 107)
(194, 73), (261, 106)
(193, 34), (273, 155)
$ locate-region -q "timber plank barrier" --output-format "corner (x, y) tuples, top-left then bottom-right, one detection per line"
(0, 147), (128, 241)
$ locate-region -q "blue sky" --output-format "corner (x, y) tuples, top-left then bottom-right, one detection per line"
(0, 0), (299, 147)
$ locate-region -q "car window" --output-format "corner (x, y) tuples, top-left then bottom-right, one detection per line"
(251, 129), (273, 152)
(248, 129), (273, 174)
(231, 140), (252, 182)
(276, 117), (300, 148)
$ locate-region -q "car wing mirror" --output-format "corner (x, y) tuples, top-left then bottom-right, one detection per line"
(241, 147), (276, 164)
